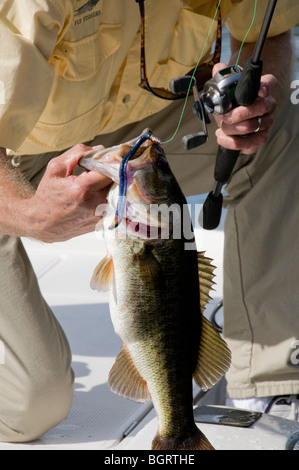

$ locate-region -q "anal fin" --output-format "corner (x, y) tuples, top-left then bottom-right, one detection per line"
(108, 345), (151, 403)
(193, 316), (231, 391)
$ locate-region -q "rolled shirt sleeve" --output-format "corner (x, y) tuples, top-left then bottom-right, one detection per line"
(225, 0), (299, 42)
(0, 0), (69, 151)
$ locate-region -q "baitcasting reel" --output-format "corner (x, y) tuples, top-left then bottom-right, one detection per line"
(169, 64), (243, 150)
(169, 0), (278, 230)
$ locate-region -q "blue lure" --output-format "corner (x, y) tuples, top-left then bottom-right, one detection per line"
(108, 131), (161, 230)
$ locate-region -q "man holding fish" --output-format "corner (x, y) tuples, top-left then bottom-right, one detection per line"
(0, 0), (298, 446)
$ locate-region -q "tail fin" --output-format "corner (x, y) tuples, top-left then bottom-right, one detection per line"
(152, 428), (214, 451)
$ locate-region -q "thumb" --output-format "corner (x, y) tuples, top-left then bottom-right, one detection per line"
(212, 62), (229, 77)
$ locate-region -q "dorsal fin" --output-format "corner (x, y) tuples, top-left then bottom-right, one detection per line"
(197, 251), (216, 313)
(108, 345), (151, 403)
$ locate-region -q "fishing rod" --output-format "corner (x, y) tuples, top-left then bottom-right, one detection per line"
(170, 0), (278, 230)
(201, 0), (278, 230)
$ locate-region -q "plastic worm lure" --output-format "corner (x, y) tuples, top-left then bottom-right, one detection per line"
(108, 131), (161, 230)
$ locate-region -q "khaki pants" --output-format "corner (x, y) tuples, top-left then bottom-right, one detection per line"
(0, 146), (75, 441)
(223, 98), (299, 398)
(1, 95), (298, 442)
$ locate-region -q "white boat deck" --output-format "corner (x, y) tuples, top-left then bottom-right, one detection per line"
(1, 203), (298, 451)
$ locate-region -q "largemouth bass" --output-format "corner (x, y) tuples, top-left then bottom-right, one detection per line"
(79, 132), (231, 450)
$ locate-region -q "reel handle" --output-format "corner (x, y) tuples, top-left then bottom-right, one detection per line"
(169, 76), (196, 94)
(182, 133), (208, 150)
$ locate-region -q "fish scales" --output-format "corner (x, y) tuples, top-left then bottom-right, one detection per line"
(111, 236), (201, 438)
(79, 133), (231, 450)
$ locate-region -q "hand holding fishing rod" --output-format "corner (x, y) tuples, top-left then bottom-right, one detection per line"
(201, 0), (278, 230)
(200, 62), (264, 230)
(169, 0), (278, 229)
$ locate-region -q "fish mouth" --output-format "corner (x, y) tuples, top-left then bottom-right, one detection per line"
(124, 217), (162, 240)
(121, 199), (166, 241)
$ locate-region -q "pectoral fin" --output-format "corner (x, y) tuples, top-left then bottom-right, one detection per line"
(133, 244), (161, 286)
(108, 345), (151, 403)
(90, 255), (114, 292)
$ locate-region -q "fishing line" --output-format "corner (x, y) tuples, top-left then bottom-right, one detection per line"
(234, 0), (258, 68)
(161, 0), (259, 145)
(108, 1), (260, 232)
(161, 0), (222, 145)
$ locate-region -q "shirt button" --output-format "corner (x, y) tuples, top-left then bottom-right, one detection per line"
(122, 95), (131, 104)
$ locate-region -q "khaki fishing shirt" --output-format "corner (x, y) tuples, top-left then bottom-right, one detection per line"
(0, 0), (298, 154)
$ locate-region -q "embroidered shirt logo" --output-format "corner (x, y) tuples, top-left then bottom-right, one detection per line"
(74, 0), (101, 17)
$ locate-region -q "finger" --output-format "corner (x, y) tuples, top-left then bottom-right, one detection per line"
(47, 144), (94, 177)
(91, 144), (105, 152)
(70, 216), (105, 238)
(258, 74), (278, 99)
(222, 95), (277, 125)
(215, 127), (269, 155)
(220, 113), (274, 136)
(76, 170), (113, 193)
(81, 214), (105, 228)
(212, 62), (228, 77)
(83, 192), (111, 214)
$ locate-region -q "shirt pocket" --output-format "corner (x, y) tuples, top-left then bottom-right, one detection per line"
(146, 8), (218, 92)
(169, 8), (218, 66)
(51, 23), (122, 81)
